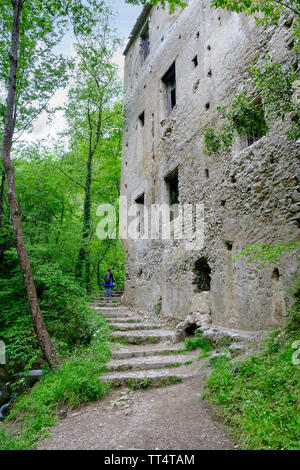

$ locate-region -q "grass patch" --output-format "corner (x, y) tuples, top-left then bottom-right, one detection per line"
(162, 376), (183, 386)
(185, 331), (213, 352)
(202, 311), (300, 450)
(198, 352), (210, 360)
(167, 362), (182, 368)
(150, 336), (159, 344)
(0, 315), (112, 450)
(184, 360), (193, 365)
(127, 378), (152, 389)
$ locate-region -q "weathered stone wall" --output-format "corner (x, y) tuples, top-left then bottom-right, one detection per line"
(121, 0), (299, 331)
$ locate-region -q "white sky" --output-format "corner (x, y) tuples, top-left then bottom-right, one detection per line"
(28, 0), (142, 143)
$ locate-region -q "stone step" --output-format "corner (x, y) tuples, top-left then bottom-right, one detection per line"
(99, 311), (132, 318)
(107, 317), (142, 324)
(99, 362), (203, 387)
(94, 306), (123, 311)
(111, 342), (187, 359)
(98, 302), (122, 306)
(108, 329), (178, 345)
(106, 352), (197, 372)
(109, 322), (160, 331)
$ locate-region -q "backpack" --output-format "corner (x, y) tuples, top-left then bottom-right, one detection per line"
(104, 272), (111, 283)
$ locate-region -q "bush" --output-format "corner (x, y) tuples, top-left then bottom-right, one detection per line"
(0, 314), (112, 450)
(185, 331), (213, 352)
(0, 249), (96, 372)
(203, 309), (300, 450)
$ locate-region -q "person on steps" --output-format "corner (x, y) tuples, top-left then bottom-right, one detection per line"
(104, 268), (114, 297)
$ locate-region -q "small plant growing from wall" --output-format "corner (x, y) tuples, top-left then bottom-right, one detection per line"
(203, 56), (299, 156)
(155, 297), (162, 314)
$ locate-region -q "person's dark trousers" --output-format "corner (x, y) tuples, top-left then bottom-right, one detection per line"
(105, 286), (112, 297)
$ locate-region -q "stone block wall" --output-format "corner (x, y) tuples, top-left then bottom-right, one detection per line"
(121, 0), (299, 331)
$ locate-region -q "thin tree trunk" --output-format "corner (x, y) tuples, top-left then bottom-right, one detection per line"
(0, 170), (8, 269)
(1, 0), (60, 367)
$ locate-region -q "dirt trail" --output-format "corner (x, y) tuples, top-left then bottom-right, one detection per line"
(39, 296), (236, 450)
(38, 376), (235, 450)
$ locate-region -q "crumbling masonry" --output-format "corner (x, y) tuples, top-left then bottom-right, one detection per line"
(120, 0), (300, 332)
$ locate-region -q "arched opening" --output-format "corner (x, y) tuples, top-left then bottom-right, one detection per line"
(184, 323), (198, 337)
(193, 258), (211, 292)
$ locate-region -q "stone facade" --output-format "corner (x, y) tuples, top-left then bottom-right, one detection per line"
(120, 0), (299, 331)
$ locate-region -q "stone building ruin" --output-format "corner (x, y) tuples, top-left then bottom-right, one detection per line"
(120, 0), (300, 332)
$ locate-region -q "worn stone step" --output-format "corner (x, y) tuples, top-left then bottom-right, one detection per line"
(107, 317), (142, 324)
(106, 352), (197, 372)
(109, 322), (160, 331)
(111, 342), (187, 359)
(99, 362), (203, 387)
(98, 302), (121, 306)
(108, 329), (178, 344)
(94, 306), (123, 311)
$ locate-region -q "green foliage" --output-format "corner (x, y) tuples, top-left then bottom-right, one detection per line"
(185, 331), (213, 352)
(155, 300), (162, 314)
(203, 55), (298, 156)
(234, 241), (300, 268)
(127, 377), (152, 389)
(204, 91), (268, 156)
(203, 309), (300, 450)
(162, 376), (183, 386)
(0, 314), (111, 450)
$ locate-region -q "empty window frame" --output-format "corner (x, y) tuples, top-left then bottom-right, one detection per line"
(241, 96), (267, 148)
(164, 167), (179, 221)
(138, 111), (145, 127)
(135, 193), (145, 237)
(140, 23), (150, 64)
(162, 62), (176, 116)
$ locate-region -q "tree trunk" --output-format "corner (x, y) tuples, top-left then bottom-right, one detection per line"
(1, 0), (60, 367)
(0, 170), (8, 269)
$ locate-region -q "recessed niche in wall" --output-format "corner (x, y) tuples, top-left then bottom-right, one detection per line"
(207, 69), (212, 77)
(138, 111), (145, 127)
(231, 174), (236, 183)
(205, 102), (210, 110)
(193, 80), (200, 93)
(193, 258), (211, 292)
(272, 268), (280, 280)
(184, 323), (198, 337)
(192, 55), (198, 68)
(205, 168), (209, 178)
(207, 44), (211, 50)
(225, 241), (233, 251)
(196, 31), (200, 38)
(221, 200), (226, 206)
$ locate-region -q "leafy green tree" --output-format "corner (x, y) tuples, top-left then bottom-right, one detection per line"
(0, 0), (114, 367)
(62, 18), (122, 293)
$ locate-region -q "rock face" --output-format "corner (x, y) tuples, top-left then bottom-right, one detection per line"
(120, 0), (300, 331)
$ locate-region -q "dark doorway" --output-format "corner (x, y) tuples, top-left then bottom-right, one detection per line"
(162, 62), (176, 116)
(193, 258), (211, 292)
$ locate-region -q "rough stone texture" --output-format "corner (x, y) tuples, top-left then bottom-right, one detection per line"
(121, 0), (300, 331)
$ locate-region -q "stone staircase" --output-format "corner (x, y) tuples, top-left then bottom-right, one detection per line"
(92, 293), (206, 388)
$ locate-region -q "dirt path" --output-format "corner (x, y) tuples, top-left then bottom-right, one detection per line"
(38, 376), (235, 450)
(39, 296), (236, 450)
